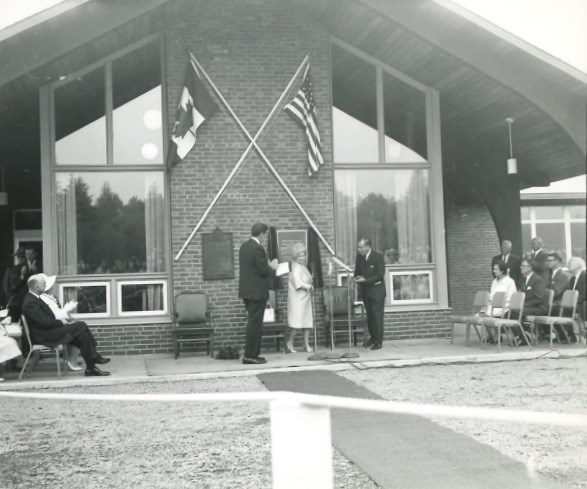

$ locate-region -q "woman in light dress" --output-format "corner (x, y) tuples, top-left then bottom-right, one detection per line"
(485, 261), (517, 343)
(0, 323), (22, 381)
(286, 243), (314, 353)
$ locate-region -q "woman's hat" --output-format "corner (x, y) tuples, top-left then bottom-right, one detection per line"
(291, 242), (307, 259)
(37, 273), (56, 291)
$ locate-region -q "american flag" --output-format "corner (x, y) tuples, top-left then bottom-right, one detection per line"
(284, 67), (324, 176)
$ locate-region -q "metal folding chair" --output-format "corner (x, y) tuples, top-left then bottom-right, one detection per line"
(525, 288), (554, 346)
(172, 292), (214, 358)
(480, 292), (528, 352)
(530, 290), (579, 349)
(18, 316), (63, 380)
(449, 290), (489, 346)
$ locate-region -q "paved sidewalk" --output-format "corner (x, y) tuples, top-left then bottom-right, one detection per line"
(1, 330), (585, 390)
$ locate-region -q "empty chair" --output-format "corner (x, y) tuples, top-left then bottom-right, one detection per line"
(18, 315), (63, 380)
(323, 286), (365, 348)
(449, 290), (490, 346)
(172, 292), (214, 359)
(530, 290), (579, 348)
(479, 292), (528, 352)
(263, 290), (287, 352)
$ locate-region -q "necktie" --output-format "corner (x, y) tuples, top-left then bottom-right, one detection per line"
(570, 276), (577, 291)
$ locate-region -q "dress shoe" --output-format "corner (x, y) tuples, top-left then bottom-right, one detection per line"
(363, 339), (374, 348)
(242, 357), (267, 365)
(84, 367), (111, 376)
(66, 360), (84, 372)
(93, 356), (111, 365)
(256, 356), (266, 362)
(284, 347), (297, 354)
(370, 344), (382, 351)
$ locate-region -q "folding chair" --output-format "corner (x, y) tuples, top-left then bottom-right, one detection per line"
(263, 290), (287, 352)
(172, 292), (214, 358)
(323, 286), (365, 348)
(480, 291), (527, 352)
(18, 316), (63, 380)
(524, 288), (554, 346)
(449, 290), (490, 346)
(530, 290), (579, 349)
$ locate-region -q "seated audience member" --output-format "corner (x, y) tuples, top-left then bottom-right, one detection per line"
(22, 274), (111, 377)
(37, 274), (83, 371)
(514, 258), (548, 345)
(567, 257), (586, 342)
(485, 261), (518, 343)
(0, 323), (22, 381)
(546, 252), (570, 315)
(491, 240), (521, 288)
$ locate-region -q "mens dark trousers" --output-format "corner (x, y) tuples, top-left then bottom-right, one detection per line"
(66, 321), (99, 369)
(363, 295), (385, 346)
(243, 299), (267, 359)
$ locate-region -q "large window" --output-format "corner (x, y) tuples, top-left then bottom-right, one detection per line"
(332, 42), (443, 307)
(522, 204), (586, 261)
(45, 37), (168, 320)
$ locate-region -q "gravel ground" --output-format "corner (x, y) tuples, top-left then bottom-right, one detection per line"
(341, 356), (587, 488)
(0, 376), (376, 489)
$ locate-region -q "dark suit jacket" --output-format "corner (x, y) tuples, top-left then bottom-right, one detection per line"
(238, 238), (273, 301)
(548, 268), (570, 304)
(568, 270), (586, 321)
(522, 273), (547, 315)
(491, 253), (521, 288)
(354, 250), (386, 301)
(22, 292), (74, 347)
(530, 250), (549, 282)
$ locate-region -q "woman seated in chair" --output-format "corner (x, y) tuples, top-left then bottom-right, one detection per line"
(485, 261), (517, 343)
(0, 323), (22, 381)
(286, 243), (314, 353)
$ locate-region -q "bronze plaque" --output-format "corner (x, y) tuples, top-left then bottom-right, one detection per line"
(202, 228), (234, 280)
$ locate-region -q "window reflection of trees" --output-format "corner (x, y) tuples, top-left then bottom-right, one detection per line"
(56, 175), (165, 275)
(336, 171), (431, 265)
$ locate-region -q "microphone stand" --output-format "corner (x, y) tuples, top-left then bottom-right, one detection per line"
(342, 269), (359, 359)
(307, 262), (326, 361)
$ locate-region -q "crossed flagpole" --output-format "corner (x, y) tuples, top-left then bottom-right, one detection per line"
(175, 52), (336, 261)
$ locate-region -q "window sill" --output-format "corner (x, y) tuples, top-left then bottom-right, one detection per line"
(75, 316), (173, 326)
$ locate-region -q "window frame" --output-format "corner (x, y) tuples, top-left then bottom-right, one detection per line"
(40, 34), (172, 322)
(58, 281), (111, 319)
(117, 280), (168, 317)
(330, 37), (448, 309)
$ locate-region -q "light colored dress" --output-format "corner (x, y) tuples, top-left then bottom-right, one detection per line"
(0, 327), (21, 363)
(287, 262), (313, 329)
(487, 275), (517, 317)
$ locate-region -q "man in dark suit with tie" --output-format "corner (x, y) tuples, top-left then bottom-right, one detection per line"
(22, 274), (111, 376)
(567, 257), (586, 341)
(238, 222), (278, 365)
(546, 251), (570, 315)
(518, 258), (548, 345)
(354, 238), (386, 350)
(528, 237), (549, 282)
(491, 240), (522, 288)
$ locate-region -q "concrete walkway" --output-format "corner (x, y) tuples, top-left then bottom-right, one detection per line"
(1, 330), (585, 389)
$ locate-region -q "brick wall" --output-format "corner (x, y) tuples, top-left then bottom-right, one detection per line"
(445, 200), (499, 315)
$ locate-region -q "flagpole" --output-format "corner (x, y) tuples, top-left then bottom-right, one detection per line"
(192, 54), (336, 257)
(174, 53), (309, 261)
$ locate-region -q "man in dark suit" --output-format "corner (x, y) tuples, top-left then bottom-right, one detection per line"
(546, 251), (570, 315)
(354, 237), (386, 350)
(567, 257), (586, 342)
(527, 237), (549, 282)
(238, 222), (278, 365)
(491, 240), (522, 288)
(518, 258), (548, 345)
(22, 274), (111, 376)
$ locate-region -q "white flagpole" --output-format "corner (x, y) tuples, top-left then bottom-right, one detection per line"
(192, 55), (336, 257)
(174, 54), (309, 261)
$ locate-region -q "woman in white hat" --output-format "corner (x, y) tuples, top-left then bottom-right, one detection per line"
(286, 242), (314, 353)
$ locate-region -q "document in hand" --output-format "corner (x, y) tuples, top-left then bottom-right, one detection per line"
(62, 301), (78, 313)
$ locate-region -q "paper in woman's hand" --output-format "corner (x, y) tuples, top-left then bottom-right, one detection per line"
(62, 301), (78, 313)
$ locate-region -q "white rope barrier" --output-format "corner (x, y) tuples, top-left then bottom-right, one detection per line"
(1, 390), (585, 428)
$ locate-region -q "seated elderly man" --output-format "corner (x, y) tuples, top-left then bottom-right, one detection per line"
(22, 274), (111, 376)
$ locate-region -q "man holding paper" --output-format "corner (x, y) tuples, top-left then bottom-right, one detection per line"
(22, 274), (111, 376)
(354, 237), (386, 350)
